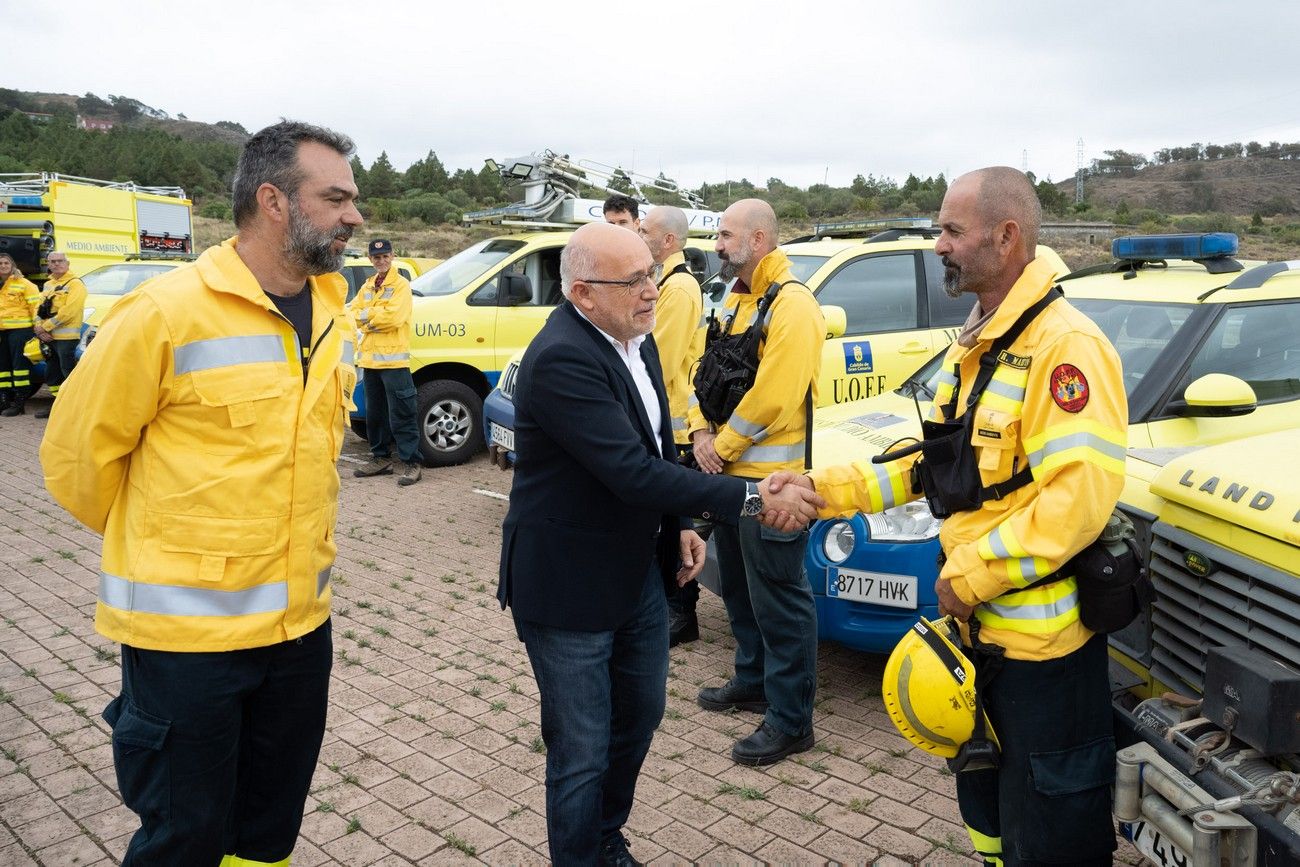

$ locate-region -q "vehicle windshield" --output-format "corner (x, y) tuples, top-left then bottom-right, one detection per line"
(898, 349), (948, 401)
(410, 240), (525, 298)
(80, 264), (175, 296)
(788, 255), (829, 284)
(1072, 298), (1195, 399)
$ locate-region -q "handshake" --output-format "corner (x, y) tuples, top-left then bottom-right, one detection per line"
(755, 471), (824, 533)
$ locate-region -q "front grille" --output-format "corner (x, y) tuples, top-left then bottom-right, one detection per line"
(498, 362), (519, 401)
(1148, 520), (1300, 695)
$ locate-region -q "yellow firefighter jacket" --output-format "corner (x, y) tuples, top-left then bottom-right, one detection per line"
(1, 274), (40, 329)
(39, 273), (87, 340)
(652, 250), (705, 447)
(687, 248), (825, 478)
(40, 238), (356, 652)
(811, 255), (1127, 660)
(348, 268), (412, 369)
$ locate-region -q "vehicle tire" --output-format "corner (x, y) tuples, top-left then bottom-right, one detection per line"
(350, 417), (368, 440)
(416, 380), (482, 466)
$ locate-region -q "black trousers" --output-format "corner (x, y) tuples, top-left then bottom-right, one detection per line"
(956, 632), (1116, 866)
(105, 620), (332, 866)
(44, 338), (77, 396)
(0, 327), (33, 400)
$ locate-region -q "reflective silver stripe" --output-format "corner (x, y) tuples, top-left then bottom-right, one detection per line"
(317, 565), (332, 597)
(371, 352), (410, 363)
(687, 393), (699, 408)
(987, 526), (1012, 559)
(340, 341), (354, 366)
(936, 368), (958, 387)
(51, 328), (81, 338)
(99, 572), (288, 617)
(981, 588), (1079, 621)
(1015, 556), (1053, 579)
(357, 310), (370, 323)
(174, 335), (287, 375)
(363, 292), (374, 301)
(737, 442), (804, 464)
(381, 288), (394, 299)
(984, 380), (1026, 402)
(871, 463), (900, 509)
(1028, 432), (1126, 469)
(727, 412), (765, 439)
(671, 416), (687, 431)
(697, 314), (710, 328)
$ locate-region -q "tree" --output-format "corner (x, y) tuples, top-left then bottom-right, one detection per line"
(365, 152), (400, 199)
(1034, 178), (1071, 215)
(76, 93), (112, 117)
(405, 149), (449, 193)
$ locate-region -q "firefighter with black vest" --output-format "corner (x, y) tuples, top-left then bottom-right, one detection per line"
(638, 204), (706, 645)
(33, 250), (86, 419)
(770, 168), (1127, 865)
(0, 252), (41, 416)
(690, 198), (826, 766)
(41, 121), (363, 867)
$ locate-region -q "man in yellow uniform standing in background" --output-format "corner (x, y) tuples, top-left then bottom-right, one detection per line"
(32, 250), (86, 419)
(639, 205), (707, 645)
(771, 167), (1126, 865)
(0, 252), (41, 416)
(690, 199), (826, 766)
(41, 120), (364, 866)
(350, 238), (422, 485)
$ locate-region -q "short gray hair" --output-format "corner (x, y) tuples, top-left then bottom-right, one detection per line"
(232, 120), (355, 228)
(652, 206), (689, 252)
(560, 235), (599, 299)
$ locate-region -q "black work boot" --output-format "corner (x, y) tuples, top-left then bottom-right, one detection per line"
(598, 833), (642, 867)
(697, 679), (768, 713)
(668, 608), (699, 647)
(731, 720), (815, 766)
(1, 399), (24, 417)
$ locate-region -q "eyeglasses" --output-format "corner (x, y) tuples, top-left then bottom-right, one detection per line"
(579, 263), (663, 291)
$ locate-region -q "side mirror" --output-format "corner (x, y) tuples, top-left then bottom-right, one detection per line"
(1180, 373), (1256, 417)
(500, 273), (533, 307)
(821, 305), (847, 339)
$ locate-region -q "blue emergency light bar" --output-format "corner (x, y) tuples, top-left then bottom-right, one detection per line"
(1, 196), (43, 206)
(1112, 233), (1238, 262)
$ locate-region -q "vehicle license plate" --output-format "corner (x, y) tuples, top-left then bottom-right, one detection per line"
(1123, 820), (1192, 867)
(490, 423), (515, 451)
(828, 567), (917, 609)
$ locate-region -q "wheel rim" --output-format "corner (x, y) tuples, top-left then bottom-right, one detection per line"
(423, 398), (473, 453)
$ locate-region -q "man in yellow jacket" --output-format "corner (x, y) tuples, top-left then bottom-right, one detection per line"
(348, 238), (421, 485)
(690, 199), (826, 766)
(32, 250), (86, 418)
(639, 205), (707, 645)
(41, 121), (364, 867)
(771, 168), (1126, 865)
(0, 252), (41, 416)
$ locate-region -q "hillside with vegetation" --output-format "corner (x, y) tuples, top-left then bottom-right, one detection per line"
(5, 88), (1300, 267)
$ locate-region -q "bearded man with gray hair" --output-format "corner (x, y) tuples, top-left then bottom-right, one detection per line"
(42, 120), (363, 866)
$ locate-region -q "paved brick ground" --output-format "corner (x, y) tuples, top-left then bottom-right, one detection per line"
(0, 395), (1142, 865)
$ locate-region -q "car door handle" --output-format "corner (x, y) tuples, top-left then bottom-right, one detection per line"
(899, 341), (929, 353)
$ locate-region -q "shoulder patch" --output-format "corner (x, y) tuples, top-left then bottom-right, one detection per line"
(997, 350), (1031, 370)
(1050, 363), (1089, 412)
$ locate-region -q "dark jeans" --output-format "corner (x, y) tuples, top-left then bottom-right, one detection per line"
(714, 515), (817, 737)
(516, 567), (668, 865)
(0, 327), (33, 400)
(104, 620), (333, 866)
(44, 338), (77, 395)
(956, 632), (1116, 867)
(363, 366), (420, 463)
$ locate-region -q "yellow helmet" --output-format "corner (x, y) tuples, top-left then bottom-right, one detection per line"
(23, 337), (45, 365)
(881, 616), (996, 758)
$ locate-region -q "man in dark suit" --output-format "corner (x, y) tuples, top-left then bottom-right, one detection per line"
(497, 222), (822, 866)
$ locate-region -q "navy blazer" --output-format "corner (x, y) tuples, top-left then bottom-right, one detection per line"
(497, 302), (746, 632)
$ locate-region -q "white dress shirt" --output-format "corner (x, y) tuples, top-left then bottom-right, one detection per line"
(575, 310), (663, 456)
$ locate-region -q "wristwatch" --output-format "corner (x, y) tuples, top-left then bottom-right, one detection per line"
(741, 481), (764, 518)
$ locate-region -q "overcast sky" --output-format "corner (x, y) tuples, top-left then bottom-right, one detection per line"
(11, 1), (1300, 192)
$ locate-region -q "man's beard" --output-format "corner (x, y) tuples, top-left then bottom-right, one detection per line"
(942, 260), (964, 298)
(718, 247), (750, 282)
(285, 197), (350, 275)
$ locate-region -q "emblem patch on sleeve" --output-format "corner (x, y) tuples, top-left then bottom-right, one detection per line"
(1050, 363), (1089, 412)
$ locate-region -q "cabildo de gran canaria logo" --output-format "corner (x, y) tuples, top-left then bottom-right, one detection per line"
(1183, 549), (1212, 578)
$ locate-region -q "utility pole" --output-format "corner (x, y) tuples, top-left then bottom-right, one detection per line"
(1075, 137), (1086, 205)
(1022, 149), (1029, 173)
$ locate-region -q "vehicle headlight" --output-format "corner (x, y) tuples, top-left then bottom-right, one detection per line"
(78, 327), (97, 353)
(822, 521), (855, 564)
(82, 306), (96, 320)
(864, 501), (942, 541)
